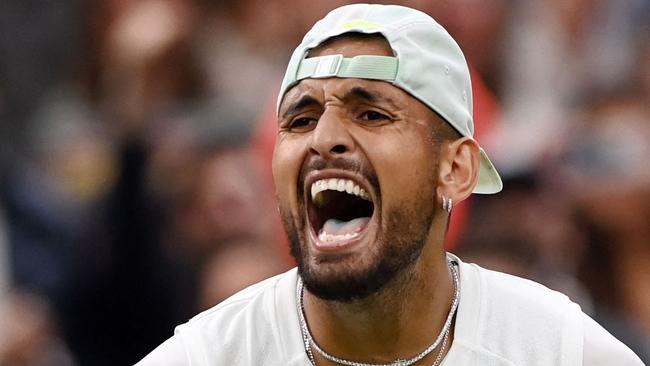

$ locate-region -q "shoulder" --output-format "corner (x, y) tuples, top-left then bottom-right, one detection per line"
(453, 258), (585, 365)
(452, 257), (644, 365)
(136, 268), (303, 366)
(187, 268), (295, 333)
(136, 336), (186, 366)
(581, 313), (645, 366)
(460, 259), (580, 319)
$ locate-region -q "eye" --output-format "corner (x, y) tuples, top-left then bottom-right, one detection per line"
(359, 110), (390, 122)
(289, 116), (317, 131)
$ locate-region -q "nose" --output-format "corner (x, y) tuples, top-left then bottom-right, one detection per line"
(309, 109), (354, 159)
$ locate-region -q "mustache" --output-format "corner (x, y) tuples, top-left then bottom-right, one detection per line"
(302, 157), (363, 175)
(298, 157), (380, 198)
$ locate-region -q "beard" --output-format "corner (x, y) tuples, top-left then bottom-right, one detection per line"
(280, 190), (435, 303)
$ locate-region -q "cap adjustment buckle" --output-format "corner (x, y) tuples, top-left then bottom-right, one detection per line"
(312, 54), (344, 78)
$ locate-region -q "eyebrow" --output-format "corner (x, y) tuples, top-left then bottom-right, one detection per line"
(345, 86), (380, 103)
(281, 85), (397, 119)
(344, 86), (399, 110)
(281, 95), (320, 119)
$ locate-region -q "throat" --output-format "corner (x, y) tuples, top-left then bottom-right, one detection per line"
(300, 258), (458, 364)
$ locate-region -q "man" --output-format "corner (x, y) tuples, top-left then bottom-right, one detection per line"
(138, 4), (643, 365)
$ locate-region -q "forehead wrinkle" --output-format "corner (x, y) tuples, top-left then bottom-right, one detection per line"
(317, 78), (407, 113)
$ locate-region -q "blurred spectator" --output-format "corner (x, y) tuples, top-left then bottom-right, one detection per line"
(0, 86), (115, 365)
(561, 91), (650, 360)
(494, 0), (648, 174)
(0, 1), (209, 364)
(456, 173), (590, 303)
(194, 0), (351, 116)
(198, 239), (287, 311)
(0, 0), (84, 163)
(0, 291), (75, 366)
(398, 0), (511, 93)
(59, 94), (283, 365)
(143, 100), (288, 316)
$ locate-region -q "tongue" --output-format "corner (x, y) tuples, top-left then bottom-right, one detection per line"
(321, 217), (370, 236)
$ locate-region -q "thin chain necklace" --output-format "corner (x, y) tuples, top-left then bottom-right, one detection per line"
(296, 261), (460, 366)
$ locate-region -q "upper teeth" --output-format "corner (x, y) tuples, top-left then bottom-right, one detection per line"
(310, 178), (370, 202)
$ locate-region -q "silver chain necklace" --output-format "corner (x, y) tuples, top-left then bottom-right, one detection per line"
(296, 261), (460, 366)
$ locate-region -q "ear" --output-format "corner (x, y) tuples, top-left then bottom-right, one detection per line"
(437, 137), (480, 204)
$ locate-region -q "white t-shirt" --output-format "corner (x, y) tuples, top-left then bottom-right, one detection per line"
(137, 255), (644, 365)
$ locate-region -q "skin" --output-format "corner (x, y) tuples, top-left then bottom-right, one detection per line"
(273, 35), (480, 365)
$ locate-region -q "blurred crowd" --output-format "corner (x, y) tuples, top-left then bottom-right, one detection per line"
(0, 0), (648, 364)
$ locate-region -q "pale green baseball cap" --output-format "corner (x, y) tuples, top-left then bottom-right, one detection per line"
(277, 3), (502, 194)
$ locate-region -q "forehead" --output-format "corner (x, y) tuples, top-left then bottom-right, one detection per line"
(308, 33), (394, 58)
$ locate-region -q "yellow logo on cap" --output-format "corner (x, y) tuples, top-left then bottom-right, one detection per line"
(342, 20), (379, 30)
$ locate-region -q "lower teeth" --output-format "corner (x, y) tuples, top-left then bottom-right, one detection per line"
(318, 231), (360, 242)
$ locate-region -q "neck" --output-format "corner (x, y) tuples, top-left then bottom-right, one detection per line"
(302, 244), (454, 365)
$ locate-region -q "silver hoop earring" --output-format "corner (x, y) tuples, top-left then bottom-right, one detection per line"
(441, 195), (452, 214)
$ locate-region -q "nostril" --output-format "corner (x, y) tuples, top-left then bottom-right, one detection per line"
(331, 144), (346, 154)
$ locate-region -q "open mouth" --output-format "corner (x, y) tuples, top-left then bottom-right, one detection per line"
(306, 177), (375, 249)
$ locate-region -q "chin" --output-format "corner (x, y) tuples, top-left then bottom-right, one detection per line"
(299, 252), (395, 302)
(293, 222), (424, 303)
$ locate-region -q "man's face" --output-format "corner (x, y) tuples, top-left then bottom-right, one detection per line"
(273, 36), (445, 301)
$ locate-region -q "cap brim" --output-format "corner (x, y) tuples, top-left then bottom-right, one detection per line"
(474, 148), (503, 194)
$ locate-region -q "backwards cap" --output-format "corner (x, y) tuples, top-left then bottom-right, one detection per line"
(277, 3), (502, 194)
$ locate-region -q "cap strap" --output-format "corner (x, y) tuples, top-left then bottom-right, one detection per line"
(296, 54), (398, 82)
